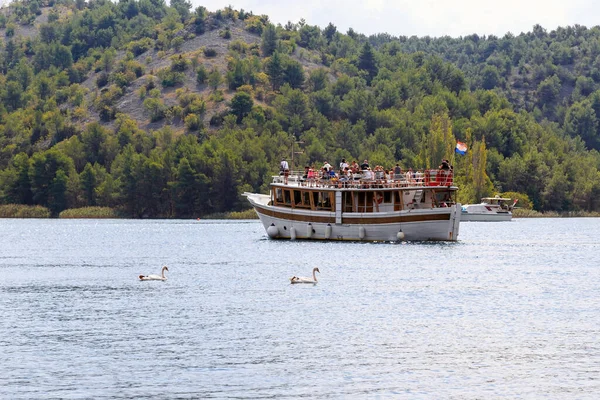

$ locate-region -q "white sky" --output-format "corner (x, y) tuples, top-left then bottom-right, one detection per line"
(193, 0), (598, 38)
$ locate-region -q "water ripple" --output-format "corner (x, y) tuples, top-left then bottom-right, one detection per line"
(1, 218), (599, 398)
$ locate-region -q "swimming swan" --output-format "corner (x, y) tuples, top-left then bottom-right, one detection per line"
(290, 267), (320, 284)
(139, 266), (169, 281)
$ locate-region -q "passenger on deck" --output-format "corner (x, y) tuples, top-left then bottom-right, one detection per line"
(321, 167), (329, 182)
(363, 167), (374, 187)
(280, 158), (290, 184)
(360, 159), (370, 170)
(307, 166), (316, 187)
(406, 168), (414, 183)
(393, 164), (403, 186)
(340, 158), (349, 171)
(439, 159), (450, 170)
(338, 169), (349, 187)
(385, 169), (392, 184)
(301, 166), (309, 186)
(351, 160), (359, 173)
(374, 165), (385, 186)
(438, 159), (451, 185)
(393, 163), (402, 176)
(414, 169), (424, 184)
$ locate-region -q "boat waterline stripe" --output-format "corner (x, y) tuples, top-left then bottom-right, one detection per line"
(253, 205), (451, 224)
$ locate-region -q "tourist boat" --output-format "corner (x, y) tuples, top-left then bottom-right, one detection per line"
(243, 169), (461, 241)
(461, 196), (516, 222)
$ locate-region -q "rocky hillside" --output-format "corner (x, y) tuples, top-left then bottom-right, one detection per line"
(0, 0), (599, 217)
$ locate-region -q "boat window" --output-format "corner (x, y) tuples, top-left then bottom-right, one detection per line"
(384, 191), (392, 203)
(355, 192), (373, 213)
(365, 192), (374, 212)
(330, 192), (335, 212)
(316, 191), (333, 210)
(394, 191), (403, 211)
(342, 192), (354, 212)
(275, 188), (283, 203)
(289, 190), (312, 209)
(356, 192), (364, 212)
(284, 190), (291, 204)
(302, 191), (311, 208)
(293, 190), (302, 207)
(434, 190), (453, 207)
(323, 192), (331, 209)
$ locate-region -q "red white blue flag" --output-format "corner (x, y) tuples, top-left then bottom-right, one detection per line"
(455, 141), (467, 155)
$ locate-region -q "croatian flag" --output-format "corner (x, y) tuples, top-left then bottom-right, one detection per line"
(455, 141), (467, 155)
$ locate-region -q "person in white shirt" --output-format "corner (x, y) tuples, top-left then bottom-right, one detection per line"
(280, 158), (289, 184)
(339, 158), (349, 171)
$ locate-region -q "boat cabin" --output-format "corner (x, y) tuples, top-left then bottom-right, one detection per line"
(481, 196), (512, 210)
(244, 168), (462, 241)
(270, 170), (457, 213)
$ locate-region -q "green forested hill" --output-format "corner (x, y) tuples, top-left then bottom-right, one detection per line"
(0, 0), (599, 217)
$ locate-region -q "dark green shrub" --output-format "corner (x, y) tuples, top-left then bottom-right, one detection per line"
(203, 48), (217, 57)
(96, 72), (109, 88)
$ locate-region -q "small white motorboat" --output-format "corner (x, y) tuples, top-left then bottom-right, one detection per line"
(461, 196), (517, 222)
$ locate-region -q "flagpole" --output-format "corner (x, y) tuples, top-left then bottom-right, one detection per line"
(451, 142), (457, 183)
(451, 143), (456, 171)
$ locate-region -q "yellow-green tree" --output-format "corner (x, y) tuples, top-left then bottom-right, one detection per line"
(455, 130), (493, 204)
(471, 139), (493, 201)
(454, 129), (474, 204)
(417, 113), (455, 169)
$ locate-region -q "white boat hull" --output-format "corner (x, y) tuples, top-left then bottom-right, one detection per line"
(461, 197), (514, 222)
(461, 212), (512, 222)
(246, 194), (461, 242)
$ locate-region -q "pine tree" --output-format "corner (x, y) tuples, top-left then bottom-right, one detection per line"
(208, 68), (222, 91)
(358, 42), (378, 85)
(323, 22), (337, 43)
(11, 153), (32, 205)
(80, 163), (97, 206)
(51, 170), (68, 214)
(230, 92), (254, 123)
(261, 23), (278, 57)
(266, 51), (284, 90)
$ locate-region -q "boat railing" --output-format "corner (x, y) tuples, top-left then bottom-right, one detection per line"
(272, 169), (454, 188)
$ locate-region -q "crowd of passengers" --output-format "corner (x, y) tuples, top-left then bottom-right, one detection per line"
(279, 158), (453, 187)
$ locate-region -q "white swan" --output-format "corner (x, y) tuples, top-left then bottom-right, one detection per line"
(290, 267), (320, 284)
(139, 266), (169, 281)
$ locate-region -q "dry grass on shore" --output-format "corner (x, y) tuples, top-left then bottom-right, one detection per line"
(0, 204), (51, 218)
(59, 207), (120, 218)
(203, 209), (258, 220)
(513, 209), (600, 218)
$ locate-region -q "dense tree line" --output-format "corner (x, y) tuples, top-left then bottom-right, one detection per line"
(0, 0), (599, 217)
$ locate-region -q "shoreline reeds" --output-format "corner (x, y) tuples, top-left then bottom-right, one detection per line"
(202, 209), (258, 220)
(0, 204), (51, 218)
(59, 207), (120, 219)
(512, 209), (600, 218)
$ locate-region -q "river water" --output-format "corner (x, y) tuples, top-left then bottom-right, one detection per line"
(1, 218), (599, 399)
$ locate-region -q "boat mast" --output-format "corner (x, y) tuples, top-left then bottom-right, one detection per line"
(291, 139), (304, 171)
